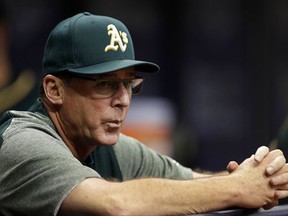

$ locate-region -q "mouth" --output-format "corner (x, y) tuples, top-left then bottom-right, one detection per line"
(104, 120), (122, 128)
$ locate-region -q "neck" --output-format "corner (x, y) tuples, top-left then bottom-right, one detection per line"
(43, 101), (95, 161)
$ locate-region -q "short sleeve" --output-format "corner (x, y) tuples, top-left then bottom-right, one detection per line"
(114, 134), (193, 181)
(0, 125), (100, 216)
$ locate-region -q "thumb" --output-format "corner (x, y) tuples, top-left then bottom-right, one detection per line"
(227, 161), (239, 173)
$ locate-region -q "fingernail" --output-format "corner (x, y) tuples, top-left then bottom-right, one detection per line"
(267, 166), (274, 174)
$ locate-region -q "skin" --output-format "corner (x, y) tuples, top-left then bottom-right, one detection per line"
(42, 68), (288, 215)
(43, 69), (133, 161)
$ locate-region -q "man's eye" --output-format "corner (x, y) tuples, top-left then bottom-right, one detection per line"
(96, 81), (112, 88)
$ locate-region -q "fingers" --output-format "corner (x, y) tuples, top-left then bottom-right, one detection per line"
(226, 161), (239, 173)
(274, 190), (288, 200)
(271, 172), (288, 186)
(254, 146), (269, 163)
(253, 147), (285, 175)
(270, 163), (288, 186)
(266, 155), (286, 175)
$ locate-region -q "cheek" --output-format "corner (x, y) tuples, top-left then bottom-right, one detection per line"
(61, 93), (101, 127)
(81, 100), (112, 129)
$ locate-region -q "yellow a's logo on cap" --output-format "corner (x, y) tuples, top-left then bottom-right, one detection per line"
(104, 24), (128, 52)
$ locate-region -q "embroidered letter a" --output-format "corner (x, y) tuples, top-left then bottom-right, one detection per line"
(104, 24), (128, 52)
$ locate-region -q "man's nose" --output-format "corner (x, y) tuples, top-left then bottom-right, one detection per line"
(111, 83), (131, 107)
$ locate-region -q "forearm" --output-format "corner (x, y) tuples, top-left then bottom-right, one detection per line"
(119, 176), (238, 215)
(60, 152), (284, 216)
(59, 176), (239, 216)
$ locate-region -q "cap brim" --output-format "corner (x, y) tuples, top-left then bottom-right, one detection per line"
(67, 59), (159, 74)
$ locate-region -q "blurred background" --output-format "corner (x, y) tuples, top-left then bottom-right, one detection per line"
(1, 0), (288, 172)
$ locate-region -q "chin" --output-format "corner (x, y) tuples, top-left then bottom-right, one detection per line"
(100, 133), (120, 145)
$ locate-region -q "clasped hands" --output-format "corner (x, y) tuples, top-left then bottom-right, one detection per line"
(227, 146), (288, 209)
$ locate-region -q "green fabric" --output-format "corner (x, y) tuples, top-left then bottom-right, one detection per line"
(43, 12), (159, 75)
(86, 146), (123, 181)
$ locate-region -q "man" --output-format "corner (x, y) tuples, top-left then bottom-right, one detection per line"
(0, 12), (288, 216)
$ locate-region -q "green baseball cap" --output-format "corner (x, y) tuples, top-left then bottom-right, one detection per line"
(42, 12), (159, 75)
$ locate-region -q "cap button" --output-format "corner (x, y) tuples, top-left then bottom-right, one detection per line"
(83, 12), (91, 16)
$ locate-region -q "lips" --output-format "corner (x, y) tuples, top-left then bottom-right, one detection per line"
(104, 120), (122, 128)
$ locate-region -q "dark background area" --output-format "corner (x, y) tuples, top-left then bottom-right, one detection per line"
(1, 0), (288, 171)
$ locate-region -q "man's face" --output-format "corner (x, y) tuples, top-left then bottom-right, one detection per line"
(58, 68), (136, 147)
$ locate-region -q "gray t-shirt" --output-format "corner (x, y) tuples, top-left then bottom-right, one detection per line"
(0, 101), (192, 216)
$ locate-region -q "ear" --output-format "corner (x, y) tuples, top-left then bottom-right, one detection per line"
(43, 74), (65, 105)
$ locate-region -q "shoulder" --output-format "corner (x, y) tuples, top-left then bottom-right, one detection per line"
(0, 111), (101, 215)
(1, 110), (65, 152)
(1, 109), (58, 138)
(1, 109), (55, 134)
(0, 110), (78, 176)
